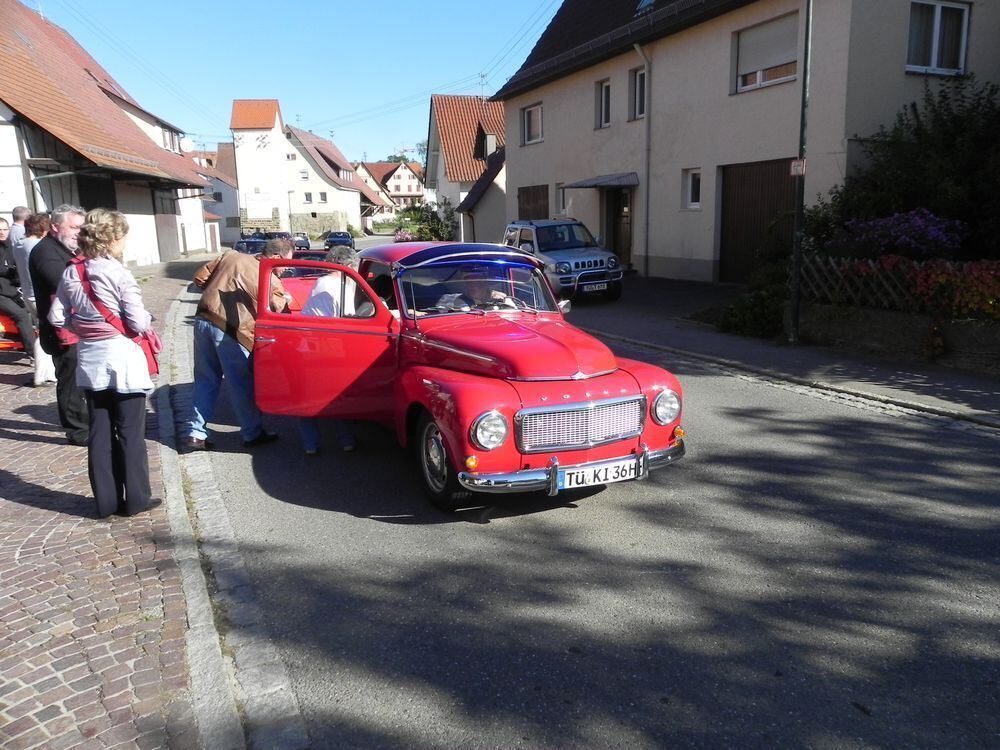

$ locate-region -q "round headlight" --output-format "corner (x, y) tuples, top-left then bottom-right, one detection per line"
(607, 255), (619, 269)
(471, 410), (508, 450)
(555, 261), (572, 274)
(651, 389), (681, 425)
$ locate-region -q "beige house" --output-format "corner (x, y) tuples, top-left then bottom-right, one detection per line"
(230, 100), (386, 235)
(496, 0), (1000, 282)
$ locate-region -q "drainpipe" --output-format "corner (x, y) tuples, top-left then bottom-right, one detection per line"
(633, 43), (652, 277)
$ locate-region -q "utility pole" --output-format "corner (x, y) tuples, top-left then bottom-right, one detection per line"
(789, 0), (813, 345)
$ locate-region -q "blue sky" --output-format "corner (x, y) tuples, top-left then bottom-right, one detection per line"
(32, 0), (560, 161)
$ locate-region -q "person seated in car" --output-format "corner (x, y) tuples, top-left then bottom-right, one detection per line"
(437, 268), (512, 311)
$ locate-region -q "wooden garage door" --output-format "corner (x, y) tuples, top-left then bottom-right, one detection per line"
(719, 158), (796, 283)
(517, 184), (549, 220)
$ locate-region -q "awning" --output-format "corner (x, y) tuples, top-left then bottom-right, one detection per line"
(563, 171), (639, 189)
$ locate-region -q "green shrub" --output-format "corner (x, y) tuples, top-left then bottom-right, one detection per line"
(717, 284), (786, 338)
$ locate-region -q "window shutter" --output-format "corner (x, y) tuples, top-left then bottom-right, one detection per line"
(737, 13), (798, 76)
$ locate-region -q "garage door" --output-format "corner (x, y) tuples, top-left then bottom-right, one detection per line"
(517, 185), (549, 220)
(719, 158), (796, 283)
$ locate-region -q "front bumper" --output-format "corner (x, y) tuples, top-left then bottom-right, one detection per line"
(457, 440), (685, 495)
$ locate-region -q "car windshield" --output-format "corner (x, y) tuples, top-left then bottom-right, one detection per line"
(398, 262), (558, 317)
(534, 223), (597, 252)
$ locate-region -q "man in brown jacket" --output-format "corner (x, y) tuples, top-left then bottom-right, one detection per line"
(182, 239), (292, 452)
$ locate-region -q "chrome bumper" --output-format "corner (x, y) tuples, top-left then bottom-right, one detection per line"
(457, 440), (685, 496)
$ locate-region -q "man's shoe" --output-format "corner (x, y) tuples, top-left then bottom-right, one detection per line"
(243, 431), (279, 448)
(181, 437), (213, 453)
(67, 434), (89, 446)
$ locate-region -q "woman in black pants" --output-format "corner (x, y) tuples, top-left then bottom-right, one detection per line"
(48, 209), (158, 517)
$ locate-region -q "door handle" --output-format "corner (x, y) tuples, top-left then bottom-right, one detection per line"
(255, 336), (276, 344)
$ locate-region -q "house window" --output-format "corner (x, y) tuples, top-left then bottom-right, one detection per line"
(682, 169), (701, 209)
(319, 192), (327, 203)
(595, 80), (611, 128)
(286, 153), (296, 160)
(556, 182), (567, 214)
(735, 13), (798, 92)
(304, 192), (312, 203)
(629, 68), (646, 119)
(299, 170), (308, 181)
(906, 1), (968, 74)
(394, 184), (401, 192)
(522, 103), (543, 145)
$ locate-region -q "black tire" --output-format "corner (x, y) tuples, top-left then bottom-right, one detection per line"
(416, 412), (470, 511)
(604, 281), (622, 301)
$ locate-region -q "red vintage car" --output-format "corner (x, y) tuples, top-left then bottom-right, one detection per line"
(254, 242), (685, 510)
(0, 312), (25, 352)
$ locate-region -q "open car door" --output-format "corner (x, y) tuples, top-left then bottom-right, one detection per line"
(253, 258), (397, 423)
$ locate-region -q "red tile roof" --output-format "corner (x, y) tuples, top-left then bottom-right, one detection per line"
(430, 95), (505, 183)
(230, 99), (282, 130)
(286, 127), (388, 207)
(0, 1), (206, 187)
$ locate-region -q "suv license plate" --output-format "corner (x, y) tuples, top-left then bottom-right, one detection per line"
(559, 457), (639, 490)
(582, 282), (608, 292)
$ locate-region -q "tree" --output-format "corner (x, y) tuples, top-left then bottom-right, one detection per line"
(807, 75), (1000, 260)
(416, 140), (428, 161)
(383, 153), (409, 163)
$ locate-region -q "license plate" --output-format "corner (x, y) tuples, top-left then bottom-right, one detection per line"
(559, 456), (640, 490)
(582, 282), (608, 292)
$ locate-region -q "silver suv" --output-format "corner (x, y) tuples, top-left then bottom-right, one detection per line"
(502, 219), (623, 300)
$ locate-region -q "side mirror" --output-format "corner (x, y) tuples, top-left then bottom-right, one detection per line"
(519, 242), (535, 254)
(594, 236), (603, 247)
(558, 299), (572, 314)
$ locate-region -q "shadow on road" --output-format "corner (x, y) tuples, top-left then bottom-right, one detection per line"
(216, 405), (999, 748)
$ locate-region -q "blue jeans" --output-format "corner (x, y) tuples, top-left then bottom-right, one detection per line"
(297, 417), (355, 452)
(188, 317), (265, 442)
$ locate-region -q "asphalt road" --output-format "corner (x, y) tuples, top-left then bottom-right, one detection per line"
(182, 297), (999, 748)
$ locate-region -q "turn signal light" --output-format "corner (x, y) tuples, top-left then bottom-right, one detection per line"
(465, 455), (479, 470)
(673, 426), (686, 439)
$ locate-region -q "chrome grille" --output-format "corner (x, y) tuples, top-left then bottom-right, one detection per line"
(517, 396), (645, 453)
(573, 258), (606, 270)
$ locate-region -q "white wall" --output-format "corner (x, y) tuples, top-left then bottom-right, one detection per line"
(178, 192), (207, 254)
(465, 164), (507, 243)
(233, 118), (288, 228)
(115, 182), (159, 267)
(0, 101), (29, 220)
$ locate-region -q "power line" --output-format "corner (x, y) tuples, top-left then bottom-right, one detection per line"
(51, 0), (228, 127)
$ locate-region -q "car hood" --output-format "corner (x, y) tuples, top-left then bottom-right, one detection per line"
(538, 247), (612, 264)
(414, 315), (617, 380)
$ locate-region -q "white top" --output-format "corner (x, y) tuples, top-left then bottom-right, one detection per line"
(50, 256), (154, 394)
(301, 272), (357, 318)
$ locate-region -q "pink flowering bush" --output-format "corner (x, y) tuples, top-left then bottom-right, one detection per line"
(394, 229), (414, 243)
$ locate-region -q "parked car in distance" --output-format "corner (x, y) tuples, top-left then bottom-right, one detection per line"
(324, 231), (355, 250)
(253, 242), (685, 511)
(292, 232), (311, 251)
(233, 238), (266, 255)
(502, 219), (624, 300)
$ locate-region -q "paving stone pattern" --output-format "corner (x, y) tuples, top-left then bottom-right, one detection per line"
(0, 274), (198, 749)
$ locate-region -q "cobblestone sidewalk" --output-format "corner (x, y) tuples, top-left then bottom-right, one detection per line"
(0, 270), (203, 749)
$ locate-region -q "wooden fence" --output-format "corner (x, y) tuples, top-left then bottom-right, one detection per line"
(798, 255), (922, 312)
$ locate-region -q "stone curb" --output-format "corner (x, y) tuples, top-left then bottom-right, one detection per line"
(584, 328), (1000, 431)
(158, 298), (245, 750)
(170, 287), (310, 750)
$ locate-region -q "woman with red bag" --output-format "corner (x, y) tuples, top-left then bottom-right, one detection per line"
(49, 209), (160, 517)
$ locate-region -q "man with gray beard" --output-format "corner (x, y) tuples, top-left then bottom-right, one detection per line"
(29, 204), (89, 445)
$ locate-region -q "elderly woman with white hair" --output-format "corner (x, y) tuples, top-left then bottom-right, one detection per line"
(297, 245), (360, 454)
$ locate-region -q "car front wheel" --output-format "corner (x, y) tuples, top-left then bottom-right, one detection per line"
(417, 412), (469, 511)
